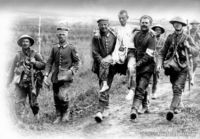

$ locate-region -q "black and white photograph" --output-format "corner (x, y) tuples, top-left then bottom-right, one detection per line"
(0, 0), (200, 138)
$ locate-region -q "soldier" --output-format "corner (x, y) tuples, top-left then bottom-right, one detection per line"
(157, 17), (198, 121)
(151, 24), (166, 99)
(8, 35), (45, 121)
(92, 19), (127, 123)
(190, 20), (200, 85)
(130, 15), (155, 119)
(115, 10), (139, 100)
(130, 15), (156, 120)
(43, 23), (80, 124)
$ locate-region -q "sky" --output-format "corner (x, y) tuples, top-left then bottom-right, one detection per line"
(0, 0), (200, 21)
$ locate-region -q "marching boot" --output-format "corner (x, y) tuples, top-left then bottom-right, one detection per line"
(94, 112), (103, 123)
(130, 109), (138, 120)
(131, 97), (142, 119)
(166, 110), (174, 121)
(99, 81), (109, 93)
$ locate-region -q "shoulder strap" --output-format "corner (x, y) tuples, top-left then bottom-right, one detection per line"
(169, 33), (187, 59)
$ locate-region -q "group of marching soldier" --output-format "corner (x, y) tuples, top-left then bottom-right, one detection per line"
(7, 9), (200, 124)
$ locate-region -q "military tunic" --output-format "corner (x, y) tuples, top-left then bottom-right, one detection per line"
(131, 30), (156, 111)
(159, 31), (198, 110)
(9, 48), (45, 115)
(45, 43), (80, 115)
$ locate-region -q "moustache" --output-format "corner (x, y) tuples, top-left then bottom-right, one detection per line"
(141, 25), (147, 28)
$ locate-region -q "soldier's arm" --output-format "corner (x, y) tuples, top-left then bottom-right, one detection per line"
(136, 35), (156, 67)
(186, 35), (199, 57)
(70, 45), (80, 75)
(34, 52), (45, 70)
(44, 47), (54, 76)
(92, 38), (103, 63)
(158, 35), (171, 66)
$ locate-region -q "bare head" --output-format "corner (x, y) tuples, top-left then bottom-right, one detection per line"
(118, 10), (129, 26)
(140, 15), (153, 32)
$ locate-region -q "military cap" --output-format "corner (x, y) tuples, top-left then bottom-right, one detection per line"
(169, 17), (187, 26)
(97, 18), (109, 24)
(190, 20), (200, 25)
(56, 22), (70, 32)
(151, 24), (165, 34)
(17, 34), (34, 47)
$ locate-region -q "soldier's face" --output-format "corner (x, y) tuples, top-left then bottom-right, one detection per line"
(173, 22), (183, 31)
(57, 32), (68, 43)
(191, 23), (199, 30)
(118, 13), (128, 26)
(140, 18), (151, 31)
(98, 22), (109, 33)
(21, 38), (31, 49)
(155, 27), (162, 36)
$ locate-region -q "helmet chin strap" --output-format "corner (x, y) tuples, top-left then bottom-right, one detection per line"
(175, 27), (183, 33)
(156, 34), (160, 38)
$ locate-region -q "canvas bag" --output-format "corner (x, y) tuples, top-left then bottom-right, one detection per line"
(57, 47), (73, 82)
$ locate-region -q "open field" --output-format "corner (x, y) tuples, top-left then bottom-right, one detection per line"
(6, 16), (200, 138)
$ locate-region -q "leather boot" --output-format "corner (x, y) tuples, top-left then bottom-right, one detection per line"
(94, 112), (103, 123)
(130, 109), (138, 120)
(166, 110), (174, 121)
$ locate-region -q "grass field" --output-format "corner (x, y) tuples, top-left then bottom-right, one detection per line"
(6, 15), (200, 138)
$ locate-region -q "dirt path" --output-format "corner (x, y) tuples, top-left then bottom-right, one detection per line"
(13, 69), (200, 139)
(70, 71), (200, 138)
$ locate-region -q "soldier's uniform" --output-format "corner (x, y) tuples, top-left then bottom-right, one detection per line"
(130, 26), (156, 118)
(45, 40), (80, 122)
(158, 17), (198, 121)
(151, 25), (166, 98)
(190, 20), (200, 85)
(92, 19), (127, 119)
(9, 35), (45, 119)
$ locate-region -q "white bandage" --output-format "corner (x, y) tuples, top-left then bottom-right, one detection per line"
(146, 48), (154, 57)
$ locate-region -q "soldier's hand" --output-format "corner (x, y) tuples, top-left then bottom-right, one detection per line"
(30, 57), (36, 64)
(43, 76), (50, 87)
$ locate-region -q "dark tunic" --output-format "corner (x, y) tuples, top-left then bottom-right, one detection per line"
(45, 43), (80, 83)
(159, 31), (198, 69)
(92, 30), (127, 76)
(134, 31), (156, 74)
